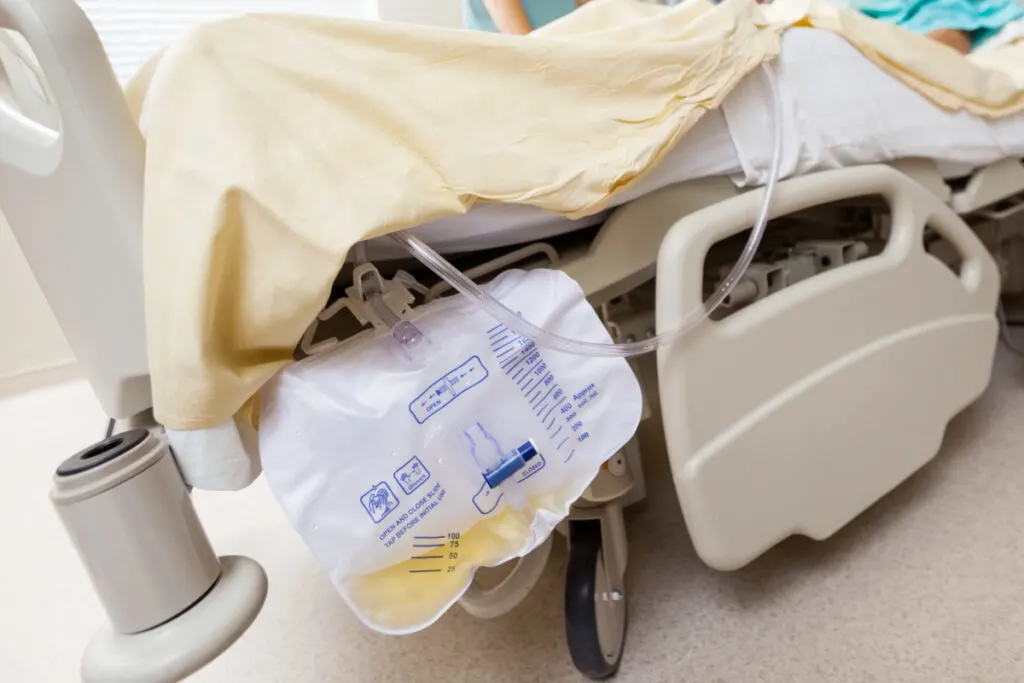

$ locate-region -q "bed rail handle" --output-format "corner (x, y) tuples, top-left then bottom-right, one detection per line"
(658, 164), (1000, 316)
(0, 0), (134, 175)
(0, 29), (60, 174)
(0, 0), (151, 420)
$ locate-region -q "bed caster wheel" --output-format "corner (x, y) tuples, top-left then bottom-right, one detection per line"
(565, 520), (627, 680)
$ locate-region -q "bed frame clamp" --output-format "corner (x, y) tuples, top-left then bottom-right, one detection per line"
(299, 263), (428, 356)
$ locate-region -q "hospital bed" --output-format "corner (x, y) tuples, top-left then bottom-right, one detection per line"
(0, 0), (1019, 680)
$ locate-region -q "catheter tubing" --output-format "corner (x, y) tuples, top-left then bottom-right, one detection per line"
(392, 61), (784, 359)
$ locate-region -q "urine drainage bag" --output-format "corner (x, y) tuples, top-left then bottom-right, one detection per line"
(259, 268), (642, 634)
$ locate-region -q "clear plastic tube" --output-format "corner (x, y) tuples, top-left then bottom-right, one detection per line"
(390, 62), (784, 358)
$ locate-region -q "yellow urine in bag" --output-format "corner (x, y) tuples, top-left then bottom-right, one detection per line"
(344, 488), (569, 633)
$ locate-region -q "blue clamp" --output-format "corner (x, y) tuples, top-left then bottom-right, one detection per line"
(483, 441), (539, 489)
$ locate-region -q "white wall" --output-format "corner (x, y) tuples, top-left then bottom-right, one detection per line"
(377, 0), (463, 28)
(77, 0), (379, 82)
(76, 0), (461, 83)
(0, 213), (75, 388)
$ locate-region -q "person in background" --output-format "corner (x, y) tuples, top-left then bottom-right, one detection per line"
(464, 0), (583, 34)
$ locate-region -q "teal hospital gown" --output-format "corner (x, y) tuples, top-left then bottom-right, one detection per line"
(463, 0), (578, 32)
(836, 0), (1024, 47)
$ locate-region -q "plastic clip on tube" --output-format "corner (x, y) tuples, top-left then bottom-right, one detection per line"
(390, 62), (785, 359)
(353, 242), (433, 362)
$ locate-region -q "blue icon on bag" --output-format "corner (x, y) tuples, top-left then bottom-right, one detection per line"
(360, 482), (400, 524)
(394, 456), (431, 495)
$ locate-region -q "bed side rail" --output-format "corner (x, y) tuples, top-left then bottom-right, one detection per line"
(0, 0), (150, 418)
(655, 164), (1000, 570)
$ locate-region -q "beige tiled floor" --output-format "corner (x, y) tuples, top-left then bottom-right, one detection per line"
(3, 351), (1024, 682)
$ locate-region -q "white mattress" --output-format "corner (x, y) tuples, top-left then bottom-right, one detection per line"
(371, 27), (1024, 257)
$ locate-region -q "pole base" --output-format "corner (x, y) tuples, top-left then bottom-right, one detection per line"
(81, 556), (268, 683)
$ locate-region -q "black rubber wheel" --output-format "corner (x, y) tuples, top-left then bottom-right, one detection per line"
(564, 520), (627, 679)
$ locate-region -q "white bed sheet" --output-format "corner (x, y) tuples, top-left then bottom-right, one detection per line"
(377, 27), (1024, 257)
(726, 28), (1024, 186)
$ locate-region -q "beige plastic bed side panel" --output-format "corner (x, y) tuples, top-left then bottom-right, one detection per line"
(951, 158), (1024, 214)
(561, 176), (738, 303)
(0, 0), (150, 418)
(655, 165), (999, 571)
(888, 158), (951, 204)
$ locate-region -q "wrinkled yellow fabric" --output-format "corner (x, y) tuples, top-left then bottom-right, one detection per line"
(127, 0), (1024, 430)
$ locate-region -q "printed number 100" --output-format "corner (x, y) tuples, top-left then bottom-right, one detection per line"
(447, 532), (460, 573)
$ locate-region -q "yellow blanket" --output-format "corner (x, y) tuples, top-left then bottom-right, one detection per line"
(126, 0), (1024, 430)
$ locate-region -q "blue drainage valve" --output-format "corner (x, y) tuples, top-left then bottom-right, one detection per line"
(483, 441), (539, 489)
